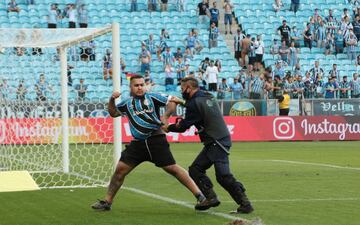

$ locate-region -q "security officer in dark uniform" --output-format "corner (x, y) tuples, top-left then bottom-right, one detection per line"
(164, 77), (254, 213)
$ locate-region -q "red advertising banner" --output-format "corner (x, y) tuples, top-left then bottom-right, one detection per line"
(0, 116), (359, 144)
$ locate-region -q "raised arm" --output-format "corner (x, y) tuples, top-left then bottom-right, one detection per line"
(108, 92), (122, 118)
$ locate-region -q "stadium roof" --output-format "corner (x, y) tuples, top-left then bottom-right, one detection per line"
(0, 26), (112, 48)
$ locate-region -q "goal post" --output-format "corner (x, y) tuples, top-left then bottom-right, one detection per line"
(0, 23), (121, 188)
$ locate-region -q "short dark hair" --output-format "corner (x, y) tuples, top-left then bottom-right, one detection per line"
(130, 74), (144, 82)
(181, 77), (199, 89)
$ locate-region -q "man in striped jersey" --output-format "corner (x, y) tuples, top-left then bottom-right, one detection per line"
(92, 75), (210, 211)
(350, 73), (360, 98)
(249, 74), (265, 99)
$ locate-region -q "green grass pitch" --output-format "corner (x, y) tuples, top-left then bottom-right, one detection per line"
(0, 141), (360, 225)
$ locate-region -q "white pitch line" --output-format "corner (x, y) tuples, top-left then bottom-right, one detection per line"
(269, 160), (360, 171)
(212, 197), (360, 203)
(50, 173), (256, 222)
(122, 187), (246, 221)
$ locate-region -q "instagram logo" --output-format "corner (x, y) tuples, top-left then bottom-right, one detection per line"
(273, 117), (295, 140)
(0, 121), (5, 144)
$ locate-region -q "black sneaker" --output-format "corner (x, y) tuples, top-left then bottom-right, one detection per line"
(225, 31), (228, 35)
(91, 199), (112, 211)
(230, 31), (233, 35)
(195, 197), (221, 211)
(236, 203), (254, 214)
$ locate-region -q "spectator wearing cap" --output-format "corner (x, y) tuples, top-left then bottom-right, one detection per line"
(290, 0), (300, 14)
(324, 76), (338, 99)
(277, 20), (291, 46)
(205, 60), (219, 91)
(339, 76), (351, 98)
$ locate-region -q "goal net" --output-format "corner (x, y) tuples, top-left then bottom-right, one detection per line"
(0, 24), (122, 188)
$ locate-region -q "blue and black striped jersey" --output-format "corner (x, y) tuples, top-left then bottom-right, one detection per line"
(117, 92), (169, 140)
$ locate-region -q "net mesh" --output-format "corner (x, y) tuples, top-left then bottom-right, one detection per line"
(0, 27), (117, 188)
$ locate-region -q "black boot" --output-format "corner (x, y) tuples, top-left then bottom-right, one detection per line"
(236, 192), (254, 214)
(195, 188), (220, 211)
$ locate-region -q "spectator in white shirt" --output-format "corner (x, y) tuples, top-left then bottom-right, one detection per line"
(205, 60), (219, 91)
(47, 4), (60, 28)
(67, 4), (77, 28)
(254, 35), (265, 65)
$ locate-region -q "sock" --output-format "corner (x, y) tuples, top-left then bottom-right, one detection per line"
(195, 193), (206, 202)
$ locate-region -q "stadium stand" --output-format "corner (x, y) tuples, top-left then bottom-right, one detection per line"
(0, 0), (359, 101)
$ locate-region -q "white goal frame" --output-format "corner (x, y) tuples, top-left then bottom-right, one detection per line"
(0, 23), (122, 174)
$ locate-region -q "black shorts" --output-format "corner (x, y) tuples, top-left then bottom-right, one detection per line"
(120, 134), (176, 167)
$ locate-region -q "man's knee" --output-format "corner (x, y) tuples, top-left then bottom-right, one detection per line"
(188, 165), (202, 179)
(115, 161), (133, 177)
(216, 174), (235, 187)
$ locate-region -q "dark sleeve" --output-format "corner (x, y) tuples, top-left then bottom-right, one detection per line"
(277, 95), (284, 102)
(167, 103), (202, 133)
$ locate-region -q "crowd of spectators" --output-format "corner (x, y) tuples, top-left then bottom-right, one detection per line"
(1, 0), (360, 103)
